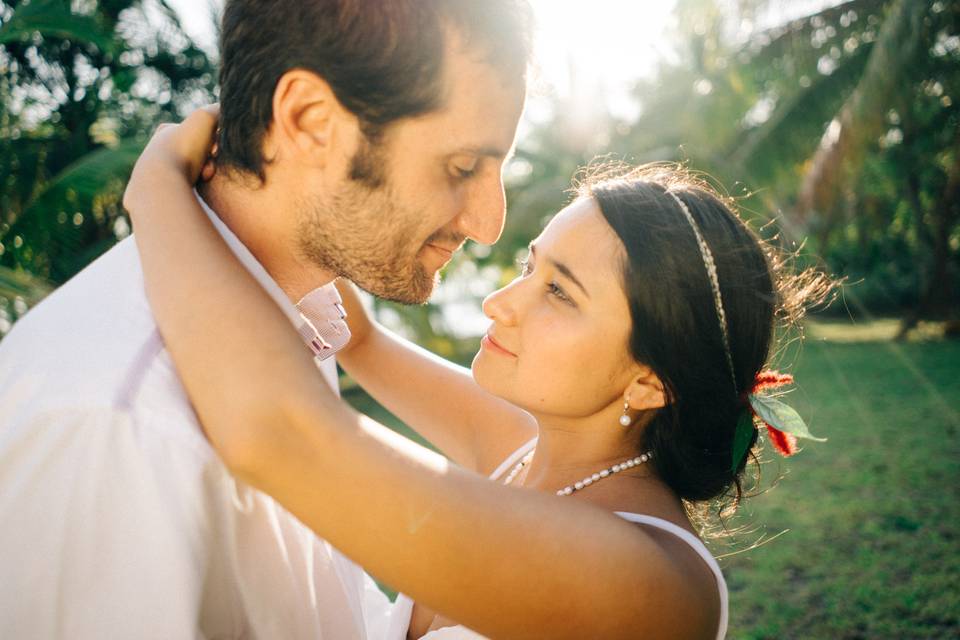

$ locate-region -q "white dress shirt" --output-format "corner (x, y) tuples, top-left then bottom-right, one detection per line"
(0, 198), (392, 639)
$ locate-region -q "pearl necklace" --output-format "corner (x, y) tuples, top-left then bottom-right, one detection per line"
(503, 449), (654, 496)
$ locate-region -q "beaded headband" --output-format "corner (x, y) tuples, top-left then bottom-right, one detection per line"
(664, 190), (825, 471)
(665, 191), (738, 391)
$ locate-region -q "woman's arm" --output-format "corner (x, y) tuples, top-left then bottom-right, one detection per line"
(124, 111), (716, 640)
(335, 279), (536, 474)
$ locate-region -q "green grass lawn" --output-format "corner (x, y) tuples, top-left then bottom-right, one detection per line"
(716, 322), (960, 639)
(344, 321), (960, 638)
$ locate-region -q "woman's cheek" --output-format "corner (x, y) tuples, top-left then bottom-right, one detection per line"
(521, 326), (589, 403)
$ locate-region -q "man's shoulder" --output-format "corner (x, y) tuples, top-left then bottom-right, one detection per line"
(5, 236), (151, 337)
(0, 237), (160, 404)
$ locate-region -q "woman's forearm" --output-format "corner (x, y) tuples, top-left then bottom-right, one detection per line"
(243, 388), (698, 640)
(337, 318), (535, 471)
(127, 163), (317, 461)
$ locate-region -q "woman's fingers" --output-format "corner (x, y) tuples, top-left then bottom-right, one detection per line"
(191, 105), (220, 183)
(171, 106), (220, 179)
(157, 106), (220, 179)
(124, 106), (222, 214)
(201, 141), (219, 182)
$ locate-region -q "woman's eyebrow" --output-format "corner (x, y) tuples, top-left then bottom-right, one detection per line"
(529, 243), (591, 299)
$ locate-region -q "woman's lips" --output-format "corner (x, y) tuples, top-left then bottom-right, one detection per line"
(481, 333), (516, 357)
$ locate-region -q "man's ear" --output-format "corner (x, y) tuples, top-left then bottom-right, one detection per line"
(624, 367), (667, 411)
(268, 69), (354, 167)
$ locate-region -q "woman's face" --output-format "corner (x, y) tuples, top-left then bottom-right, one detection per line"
(472, 197), (641, 419)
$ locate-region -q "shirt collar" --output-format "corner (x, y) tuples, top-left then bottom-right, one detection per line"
(196, 192), (350, 360)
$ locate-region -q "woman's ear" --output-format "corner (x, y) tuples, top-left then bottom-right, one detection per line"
(624, 368), (667, 411)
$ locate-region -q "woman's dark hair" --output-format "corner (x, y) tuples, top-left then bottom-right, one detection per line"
(579, 163), (833, 517)
(216, 0), (534, 181)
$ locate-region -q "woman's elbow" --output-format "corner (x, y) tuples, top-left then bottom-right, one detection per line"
(199, 404), (281, 481)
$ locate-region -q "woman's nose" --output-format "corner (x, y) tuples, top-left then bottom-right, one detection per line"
(481, 280), (520, 326)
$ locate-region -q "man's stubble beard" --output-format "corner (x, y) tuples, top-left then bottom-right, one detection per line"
(295, 168), (439, 306)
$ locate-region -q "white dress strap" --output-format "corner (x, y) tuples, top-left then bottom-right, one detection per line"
(488, 437), (537, 482)
(614, 512), (729, 640)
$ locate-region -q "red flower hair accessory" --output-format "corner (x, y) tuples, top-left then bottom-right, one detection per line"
(731, 370), (827, 472)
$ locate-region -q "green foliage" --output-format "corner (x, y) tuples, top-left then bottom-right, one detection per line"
(731, 410), (756, 473)
(14, 137), (146, 281)
(504, 0), (959, 321)
(0, 0), (217, 334)
(0, 0), (114, 50)
(750, 394), (827, 442)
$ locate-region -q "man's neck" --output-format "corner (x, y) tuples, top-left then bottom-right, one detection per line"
(198, 173), (336, 302)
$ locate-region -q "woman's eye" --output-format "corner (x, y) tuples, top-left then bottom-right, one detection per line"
(515, 257), (573, 305)
(548, 281), (572, 304)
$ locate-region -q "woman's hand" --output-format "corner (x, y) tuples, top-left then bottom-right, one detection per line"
(123, 105), (220, 215)
(333, 279), (376, 356)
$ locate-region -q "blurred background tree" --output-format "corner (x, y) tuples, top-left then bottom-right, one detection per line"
(498, 0), (959, 338)
(0, 0), (216, 332)
(2, 0), (956, 340)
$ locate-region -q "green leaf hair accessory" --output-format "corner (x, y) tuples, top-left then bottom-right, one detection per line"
(731, 371), (827, 472)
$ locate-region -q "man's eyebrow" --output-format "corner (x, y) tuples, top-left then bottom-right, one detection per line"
(529, 244), (591, 299)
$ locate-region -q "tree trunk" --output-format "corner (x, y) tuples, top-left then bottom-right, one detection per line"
(924, 140), (960, 314)
(896, 133), (960, 340)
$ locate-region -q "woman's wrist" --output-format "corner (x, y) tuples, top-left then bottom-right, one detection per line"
(125, 162), (195, 221)
(335, 281), (377, 343)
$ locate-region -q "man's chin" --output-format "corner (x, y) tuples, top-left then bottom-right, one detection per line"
(354, 269), (438, 305)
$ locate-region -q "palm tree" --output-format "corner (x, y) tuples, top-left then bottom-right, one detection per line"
(602, 0), (957, 325)
(744, 0), (958, 328)
(0, 0), (217, 334)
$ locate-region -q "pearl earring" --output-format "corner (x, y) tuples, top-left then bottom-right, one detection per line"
(619, 399), (632, 427)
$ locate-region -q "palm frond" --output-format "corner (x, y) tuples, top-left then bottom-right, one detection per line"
(0, 265), (52, 303)
(19, 137), (146, 225)
(796, 0), (929, 219)
(0, 0), (115, 52)
(731, 42), (873, 181)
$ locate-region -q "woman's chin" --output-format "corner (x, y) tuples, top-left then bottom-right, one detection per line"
(471, 352), (502, 396)
(470, 350), (485, 384)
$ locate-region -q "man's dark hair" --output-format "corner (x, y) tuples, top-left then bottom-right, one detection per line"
(216, 0), (534, 181)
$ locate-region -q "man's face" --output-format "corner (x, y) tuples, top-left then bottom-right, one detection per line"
(296, 44), (526, 304)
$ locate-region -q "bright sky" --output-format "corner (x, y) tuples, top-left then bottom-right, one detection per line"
(161, 0), (848, 337)
(159, 0), (681, 337)
(528, 0), (675, 113)
(166, 0), (677, 121)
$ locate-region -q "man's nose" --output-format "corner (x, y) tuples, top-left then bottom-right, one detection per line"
(455, 173), (507, 246)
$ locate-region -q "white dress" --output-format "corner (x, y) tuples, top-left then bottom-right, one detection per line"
(386, 439), (729, 640)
